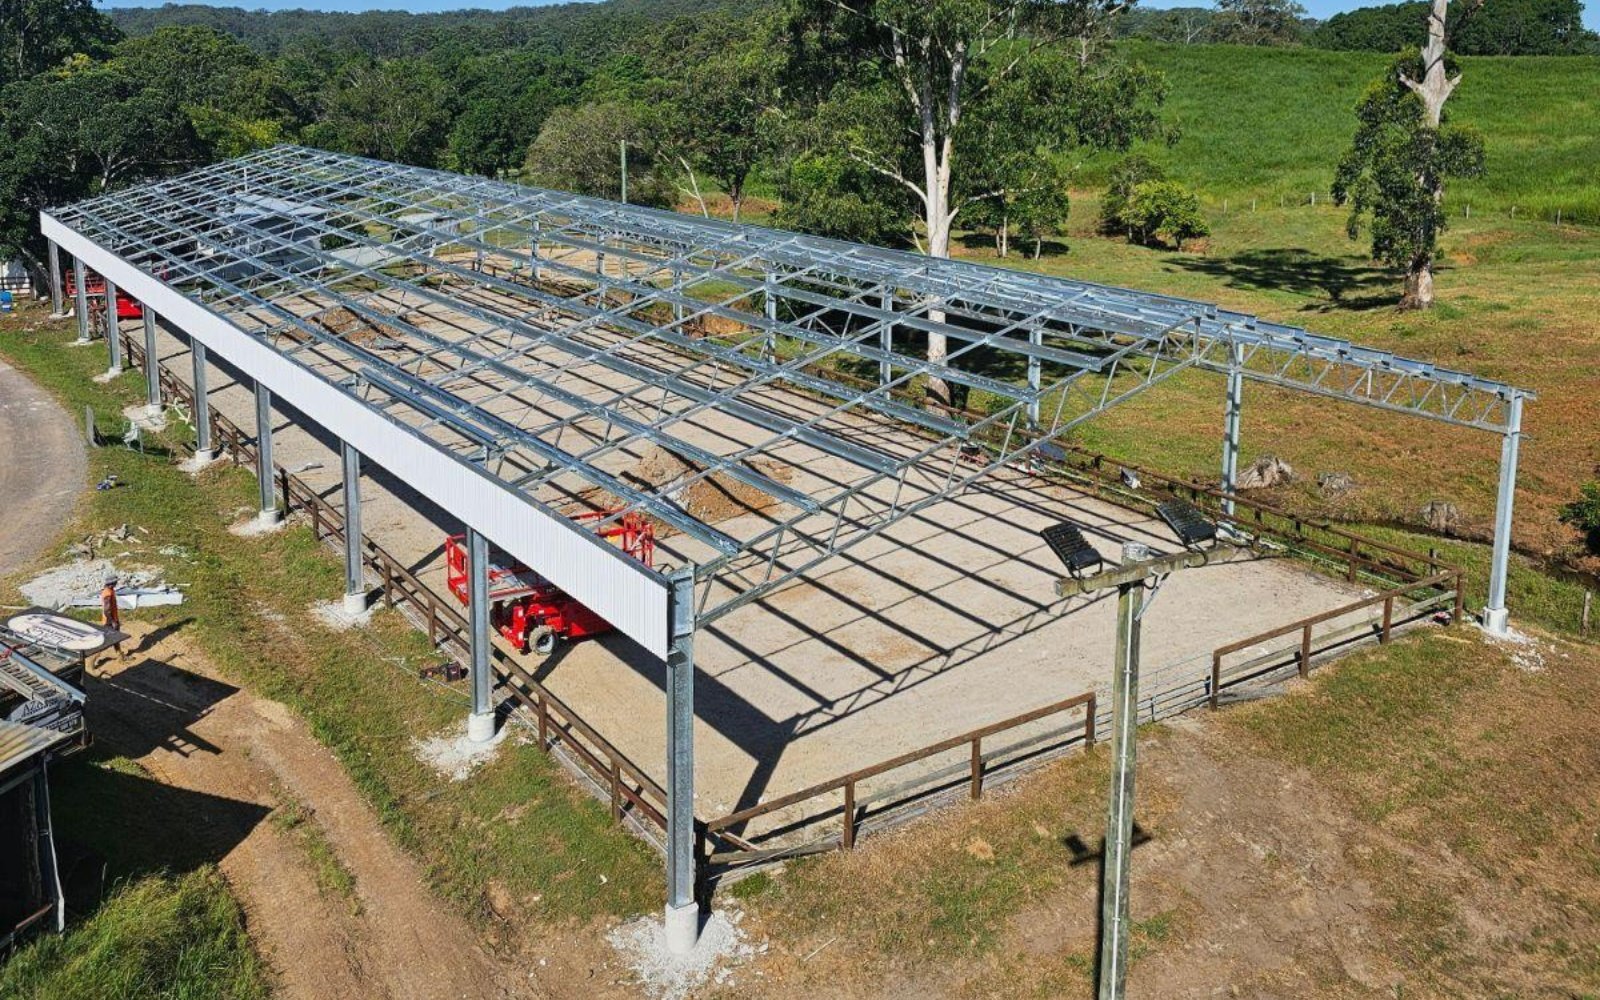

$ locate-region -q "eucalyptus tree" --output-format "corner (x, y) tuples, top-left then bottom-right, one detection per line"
(782, 0), (1168, 406)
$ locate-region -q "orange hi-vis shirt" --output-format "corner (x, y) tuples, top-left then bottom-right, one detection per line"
(101, 584), (121, 630)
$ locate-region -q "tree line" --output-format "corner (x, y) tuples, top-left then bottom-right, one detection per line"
(0, 0), (1516, 324)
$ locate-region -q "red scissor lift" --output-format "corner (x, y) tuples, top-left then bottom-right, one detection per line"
(63, 270), (144, 321)
(445, 510), (656, 656)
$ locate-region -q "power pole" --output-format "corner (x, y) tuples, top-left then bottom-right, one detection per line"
(1055, 537), (1254, 1000)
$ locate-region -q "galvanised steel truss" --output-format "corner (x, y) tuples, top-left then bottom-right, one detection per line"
(46, 145), (1534, 631)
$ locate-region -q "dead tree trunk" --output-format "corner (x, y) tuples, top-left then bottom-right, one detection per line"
(1396, 0), (1468, 309)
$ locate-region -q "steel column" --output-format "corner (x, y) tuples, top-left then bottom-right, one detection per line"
(663, 564), (701, 954)
(530, 220), (541, 282)
(46, 241), (66, 317)
(467, 528), (497, 741)
(254, 381), (279, 523)
(103, 278), (122, 373)
(1483, 394), (1524, 634)
(342, 442), (366, 614)
(72, 259), (89, 343)
(191, 340), (214, 461)
(1028, 328), (1042, 428)
(1221, 342), (1244, 519)
(880, 292), (893, 385)
(1098, 541), (1148, 1000)
(142, 309), (161, 412)
(764, 273), (778, 360)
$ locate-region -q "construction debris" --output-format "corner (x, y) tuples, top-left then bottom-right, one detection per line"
(1317, 471), (1356, 498)
(1421, 499), (1460, 533)
(21, 558), (182, 611)
(412, 723), (509, 782)
(1236, 455), (1294, 490)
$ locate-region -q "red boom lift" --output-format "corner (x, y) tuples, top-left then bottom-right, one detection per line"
(444, 510), (656, 656)
(63, 270), (144, 320)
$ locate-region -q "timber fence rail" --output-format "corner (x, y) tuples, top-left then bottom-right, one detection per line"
(123, 334), (672, 839)
(1209, 569), (1461, 710)
(701, 691), (1096, 869)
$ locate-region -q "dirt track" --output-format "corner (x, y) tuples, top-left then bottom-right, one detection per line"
(0, 357), (86, 575)
(90, 623), (542, 1000)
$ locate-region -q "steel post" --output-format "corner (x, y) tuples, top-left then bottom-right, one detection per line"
(664, 564), (701, 954)
(104, 278), (122, 373)
(530, 219), (541, 282)
(764, 274), (778, 360)
(880, 292), (893, 385)
(342, 442), (367, 614)
(1028, 327), (1042, 429)
(192, 340), (214, 461)
(142, 309), (161, 412)
(1221, 343), (1244, 519)
(1097, 541), (1148, 1000)
(1483, 394), (1524, 634)
(72, 260), (90, 343)
(46, 241), (66, 317)
(254, 382), (279, 523)
(467, 528), (497, 742)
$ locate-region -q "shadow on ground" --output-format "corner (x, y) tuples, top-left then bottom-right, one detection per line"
(1167, 248), (1398, 312)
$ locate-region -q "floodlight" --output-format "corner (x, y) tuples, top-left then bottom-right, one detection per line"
(1041, 521), (1104, 578)
(1155, 499), (1217, 549)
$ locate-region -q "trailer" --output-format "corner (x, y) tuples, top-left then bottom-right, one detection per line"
(444, 510), (656, 656)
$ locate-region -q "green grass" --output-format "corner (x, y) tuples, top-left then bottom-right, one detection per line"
(1103, 42), (1600, 224)
(0, 869), (267, 1000)
(0, 307), (659, 934)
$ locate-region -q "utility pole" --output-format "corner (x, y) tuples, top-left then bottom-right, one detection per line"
(1055, 537), (1253, 1000)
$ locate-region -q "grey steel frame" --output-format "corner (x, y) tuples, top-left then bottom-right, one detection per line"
(44, 144), (1535, 634)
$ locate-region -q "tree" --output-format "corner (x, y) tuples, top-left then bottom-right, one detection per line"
(0, 0), (118, 89)
(1311, 0), (1598, 55)
(524, 101), (673, 207)
(1560, 480), (1600, 555)
(1098, 152), (1166, 237)
(305, 58), (452, 167)
(1333, 41), (1485, 308)
(658, 37), (783, 222)
(782, 0), (1170, 407)
(1212, 0), (1309, 45)
(0, 59), (187, 286)
(1122, 180), (1210, 248)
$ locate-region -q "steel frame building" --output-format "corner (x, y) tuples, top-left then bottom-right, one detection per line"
(40, 145), (1533, 949)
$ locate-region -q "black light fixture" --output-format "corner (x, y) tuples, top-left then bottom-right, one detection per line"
(1041, 521), (1105, 578)
(1155, 499), (1217, 549)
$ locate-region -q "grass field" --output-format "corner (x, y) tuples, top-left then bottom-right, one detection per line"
(1105, 42), (1600, 225)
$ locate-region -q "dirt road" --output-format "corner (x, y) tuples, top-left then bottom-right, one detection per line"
(90, 623), (545, 1000)
(0, 358), (86, 574)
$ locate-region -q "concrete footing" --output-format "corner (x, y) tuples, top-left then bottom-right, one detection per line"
(1481, 606), (1510, 636)
(257, 508), (282, 527)
(342, 591), (369, 616)
(467, 710), (497, 744)
(664, 901), (702, 955)
(49, 311), (72, 320)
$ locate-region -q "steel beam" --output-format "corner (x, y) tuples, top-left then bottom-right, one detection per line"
(1483, 393), (1524, 635)
(342, 442), (367, 614)
(664, 564), (700, 954)
(71, 259), (89, 343)
(46, 241), (66, 317)
(467, 528), (496, 742)
(191, 340), (214, 461)
(254, 381), (279, 524)
(103, 278), (122, 374)
(142, 309), (161, 413)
